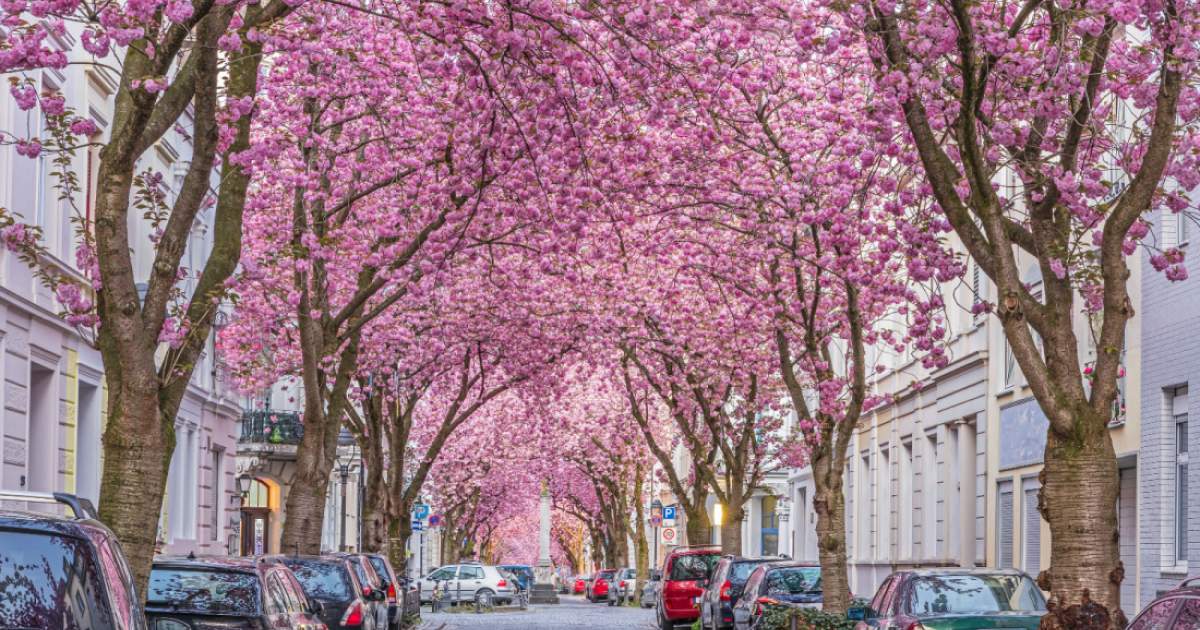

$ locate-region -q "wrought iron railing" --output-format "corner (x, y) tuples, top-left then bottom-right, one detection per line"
(240, 410), (304, 445)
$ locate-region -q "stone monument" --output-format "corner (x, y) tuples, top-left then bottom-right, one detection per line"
(530, 480), (560, 604)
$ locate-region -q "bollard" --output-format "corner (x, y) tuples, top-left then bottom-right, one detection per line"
(790, 612), (798, 630)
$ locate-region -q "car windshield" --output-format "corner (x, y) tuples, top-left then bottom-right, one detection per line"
(670, 554), (720, 581)
(764, 567), (821, 594)
(907, 574), (1046, 616)
(622, 569), (636, 579)
(147, 568), (260, 614)
(282, 560), (352, 600)
(0, 530), (114, 630)
(598, 571), (616, 580)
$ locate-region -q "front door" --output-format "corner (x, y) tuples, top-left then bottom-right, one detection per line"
(241, 508), (271, 555)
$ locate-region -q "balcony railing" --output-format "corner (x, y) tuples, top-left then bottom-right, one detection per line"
(240, 410), (304, 445)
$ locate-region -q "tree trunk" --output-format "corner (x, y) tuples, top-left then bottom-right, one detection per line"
(360, 449), (388, 553)
(633, 472), (649, 604)
(388, 509), (413, 578)
(812, 460), (851, 614)
(684, 503), (711, 547)
(280, 393), (342, 554)
(97, 382), (171, 592)
(1040, 422), (1124, 625)
(720, 506), (743, 556)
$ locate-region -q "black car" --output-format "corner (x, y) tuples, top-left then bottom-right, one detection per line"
(270, 555), (386, 630)
(0, 490), (146, 630)
(732, 562), (822, 630)
(363, 553), (404, 629)
(333, 553), (392, 629)
(1126, 576), (1200, 629)
(700, 556), (776, 630)
(148, 555), (324, 630)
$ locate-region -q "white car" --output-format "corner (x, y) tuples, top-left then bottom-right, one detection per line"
(418, 562), (516, 605)
(618, 568), (639, 603)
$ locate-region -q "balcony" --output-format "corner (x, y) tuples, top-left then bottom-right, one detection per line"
(238, 410), (304, 459)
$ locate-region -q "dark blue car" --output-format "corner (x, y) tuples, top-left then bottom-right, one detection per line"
(498, 565), (535, 592)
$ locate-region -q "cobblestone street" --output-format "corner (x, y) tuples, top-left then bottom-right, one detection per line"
(416, 595), (658, 629)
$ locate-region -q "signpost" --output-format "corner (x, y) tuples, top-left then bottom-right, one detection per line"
(661, 527), (676, 545)
(662, 505), (677, 527)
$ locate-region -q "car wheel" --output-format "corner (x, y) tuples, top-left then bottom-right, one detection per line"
(659, 610), (674, 630)
(475, 588), (495, 605)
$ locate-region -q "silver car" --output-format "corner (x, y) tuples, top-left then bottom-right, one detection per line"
(641, 570), (662, 608)
(418, 563), (515, 605)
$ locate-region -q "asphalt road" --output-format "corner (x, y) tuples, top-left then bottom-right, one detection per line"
(416, 594), (659, 629)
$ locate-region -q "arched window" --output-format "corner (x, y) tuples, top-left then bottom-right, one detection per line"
(246, 478), (271, 508)
(761, 496), (779, 556)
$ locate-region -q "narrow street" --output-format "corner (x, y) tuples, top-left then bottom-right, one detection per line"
(416, 595), (656, 629)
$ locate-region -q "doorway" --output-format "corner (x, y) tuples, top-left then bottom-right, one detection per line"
(240, 508), (271, 555)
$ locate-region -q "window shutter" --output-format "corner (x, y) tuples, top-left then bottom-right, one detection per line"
(1024, 487), (1040, 572)
(997, 481), (1014, 569)
(1163, 209), (1179, 249)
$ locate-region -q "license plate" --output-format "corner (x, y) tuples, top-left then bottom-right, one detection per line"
(692, 597), (700, 605)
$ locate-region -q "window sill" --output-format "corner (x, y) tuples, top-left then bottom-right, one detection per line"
(1161, 565), (1189, 577)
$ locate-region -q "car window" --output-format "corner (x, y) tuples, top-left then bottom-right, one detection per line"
(358, 557), (383, 587)
(598, 570), (616, 580)
(907, 574), (1045, 616)
(741, 568), (765, 602)
(731, 561), (768, 583)
(459, 566), (484, 580)
(0, 530), (115, 630)
(669, 554), (720, 581)
(147, 568), (261, 614)
(283, 560), (352, 600)
(429, 567), (456, 581)
(274, 572), (305, 613)
(1130, 598), (1182, 630)
(368, 557), (392, 583)
(764, 567), (821, 595)
(1172, 598), (1200, 627)
(282, 571), (311, 612)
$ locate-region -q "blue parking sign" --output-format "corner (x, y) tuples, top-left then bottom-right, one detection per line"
(662, 505), (677, 522)
(414, 503), (430, 520)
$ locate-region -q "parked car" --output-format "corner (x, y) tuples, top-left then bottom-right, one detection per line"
(656, 545), (722, 630)
(0, 490), (147, 630)
(587, 568), (617, 602)
(331, 553), (391, 630)
(362, 553), (403, 630)
(849, 569), (1046, 630)
(700, 556), (776, 630)
(641, 570), (663, 608)
(499, 564), (535, 592)
(269, 554), (386, 630)
(148, 555), (326, 630)
(1125, 576), (1200, 629)
(417, 562), (515, 605)
(618, 567), (639, 603)
(574, 576), (588, 594)
(731, 562), (822, 630)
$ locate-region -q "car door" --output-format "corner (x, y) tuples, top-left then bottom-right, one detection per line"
(264, 573), (294, 630)
(732, 568), (764, 630)
(281, 569), (323, 630)
(458, 566), (485, 601)
(423, 567), (456, 601)
(862, 575), (899, 628)
(703, 561), (727, 626)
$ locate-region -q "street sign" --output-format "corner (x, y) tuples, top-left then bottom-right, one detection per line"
(414, 503), (431, 520)
(649, 515), (662, 528)
(662, 505), (677, 527)
(412, 521), (425, 532)
(428, 514), (443, 527)
(661, 527), (676, 544)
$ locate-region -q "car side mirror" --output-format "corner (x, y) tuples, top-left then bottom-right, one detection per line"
(847, 606), (870, 621)
(697, 579), (708, 588)
(374, 589), (387, 602)
(308, 600), (325, 616)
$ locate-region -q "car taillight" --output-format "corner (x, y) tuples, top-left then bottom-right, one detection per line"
(620, 580), (627, 588)
(901, 618), (926, 630)
(341, 601), (364, 626)
(497, 579), (507, 588)
(387, 582), (396, 601)
(753, 596), (780, 616)
(719, 580), (732, 601)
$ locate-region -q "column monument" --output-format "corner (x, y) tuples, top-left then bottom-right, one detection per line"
(530, 480), (560, 604)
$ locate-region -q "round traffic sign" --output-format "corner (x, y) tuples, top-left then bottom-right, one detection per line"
(661, 527), (676, 543)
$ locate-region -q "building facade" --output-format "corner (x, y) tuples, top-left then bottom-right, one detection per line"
(0, 43), (243, 555)
(1138, 209), (1198, 603)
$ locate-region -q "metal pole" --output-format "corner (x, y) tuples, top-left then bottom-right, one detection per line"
(357, 449), (364, 551)
(339, 470), (348, 551)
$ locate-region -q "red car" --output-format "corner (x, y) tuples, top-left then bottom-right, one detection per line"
(586, 569), (617, 602)
(574, 577), (586, 595)
(656, 546), (721, 629)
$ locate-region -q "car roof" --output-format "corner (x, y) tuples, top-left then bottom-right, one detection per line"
(262, 554), (350, 566)
(905, 568), (1031, 577)
(0, 511), (114, 540)
(669, 546), (722, 557)
(154, 555), (263, 573)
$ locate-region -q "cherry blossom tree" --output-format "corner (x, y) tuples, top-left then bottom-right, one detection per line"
(0, 0), (294, 589)
(838, 0), (1200, 619)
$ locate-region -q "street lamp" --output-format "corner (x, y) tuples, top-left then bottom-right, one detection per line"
(337, 453), (351, 552)
(236, 474), (252, 505)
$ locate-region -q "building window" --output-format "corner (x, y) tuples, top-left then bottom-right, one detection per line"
(898, 440), (914, 559)
(1174, 387), (1189, 564)
(858, 451), (872, 558)
(923, 432), (939, 557)
(1023, 482), (1041, 572)
(760, 496), (779, 556)
(997, 480), (1014, 569)
(210, 447), (224, 541)
(877, 446), (892, 558)
(1003, 341), (1018, 389)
